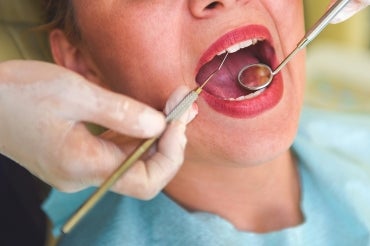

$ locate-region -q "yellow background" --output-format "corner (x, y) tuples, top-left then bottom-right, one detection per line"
(304, 0), (369, 49)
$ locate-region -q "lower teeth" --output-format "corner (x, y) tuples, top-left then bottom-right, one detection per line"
(224, 88), (265, 101)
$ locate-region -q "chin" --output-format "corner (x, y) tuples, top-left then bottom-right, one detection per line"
(185, 103), (300, 167)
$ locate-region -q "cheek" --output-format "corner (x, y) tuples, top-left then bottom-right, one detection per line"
(77, 7), (186, 109)
(266, 0), (305, 49)
(270, 0), (306, 105)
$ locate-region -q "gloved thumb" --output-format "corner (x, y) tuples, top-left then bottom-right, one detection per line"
(330, 0), (370, 24)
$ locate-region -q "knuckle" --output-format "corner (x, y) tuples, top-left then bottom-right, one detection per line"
(133, 181), (161, 201)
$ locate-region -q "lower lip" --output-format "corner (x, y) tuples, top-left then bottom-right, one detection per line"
(200, 72), (283, 118)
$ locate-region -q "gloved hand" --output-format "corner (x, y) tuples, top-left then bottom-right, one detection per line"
(0, 60), (197, 199)
(330, 0), (370, 23)
(100, 85), (197, 198)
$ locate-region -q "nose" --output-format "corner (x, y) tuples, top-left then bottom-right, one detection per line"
(188, 0), (236, 18)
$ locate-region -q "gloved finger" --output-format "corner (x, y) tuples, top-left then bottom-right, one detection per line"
(60, 79), (166, 139)
(329, 0), (370, 24)
(110, 119), (193, 199)
(97, 85), (198, 159)
(164, 85), (199, 125)
(106, 86), (198, 199)
(2, 60), (166, 139)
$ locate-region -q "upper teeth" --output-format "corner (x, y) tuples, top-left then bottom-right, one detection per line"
(218, 38), (260, 55)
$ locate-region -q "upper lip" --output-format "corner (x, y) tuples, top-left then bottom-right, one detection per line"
(195, 24), (273, 74)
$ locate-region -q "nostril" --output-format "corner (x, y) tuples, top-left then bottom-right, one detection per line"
(205, 1), (221, 10)
(189, 0), (225, 18)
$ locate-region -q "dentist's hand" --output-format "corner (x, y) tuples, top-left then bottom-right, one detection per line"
(330, 0), (370, 23)
(0, 60), (197, 199)
(100, 85), (197, 199)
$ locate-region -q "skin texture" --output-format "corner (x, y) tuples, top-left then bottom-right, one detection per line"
(50, 0), (306, 232)
(54, 0), (306, 167)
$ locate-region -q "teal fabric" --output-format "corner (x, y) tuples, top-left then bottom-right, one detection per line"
(43, 105), (370, 245)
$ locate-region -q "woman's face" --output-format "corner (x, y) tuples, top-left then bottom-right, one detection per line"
(70, 0), (306, 166)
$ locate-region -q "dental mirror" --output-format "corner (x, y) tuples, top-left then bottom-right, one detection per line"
(238, 0), (350, 91)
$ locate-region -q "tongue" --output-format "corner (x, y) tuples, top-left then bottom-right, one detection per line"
(196, 49), (259, 98)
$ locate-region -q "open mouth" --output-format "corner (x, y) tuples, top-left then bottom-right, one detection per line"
(195, 28), (275, 101)
(194, 25), (282, 118)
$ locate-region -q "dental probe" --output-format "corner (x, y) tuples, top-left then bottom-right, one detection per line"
(61, 52), (229, 234)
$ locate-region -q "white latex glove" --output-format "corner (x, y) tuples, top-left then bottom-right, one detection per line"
(330, 0), (370, 23)
(0, 60), (197, 199)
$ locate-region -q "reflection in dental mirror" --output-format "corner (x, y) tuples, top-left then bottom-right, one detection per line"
(238, 64), (273, 91)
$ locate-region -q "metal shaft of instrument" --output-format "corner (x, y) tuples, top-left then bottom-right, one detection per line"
(272, 0), (351, 76)
(61, 52), (229, 234)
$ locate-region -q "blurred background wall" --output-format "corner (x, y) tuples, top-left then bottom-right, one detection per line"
(303, 0), (370, 113)
(304, 0), (369, 49)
